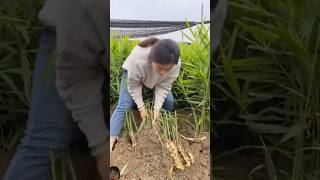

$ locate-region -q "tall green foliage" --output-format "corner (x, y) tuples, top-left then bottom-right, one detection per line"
(177, 19), (210, 133)
(214, 0), (320, 179)
(0, 0), (43, 153)
(110, 34), (139, 105)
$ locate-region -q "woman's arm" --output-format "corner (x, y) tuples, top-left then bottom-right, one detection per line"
(55, 0), (107, 156)
(127, 66), (145, 110)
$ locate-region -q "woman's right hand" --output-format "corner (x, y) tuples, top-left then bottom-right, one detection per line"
(139, 106), (147, 121)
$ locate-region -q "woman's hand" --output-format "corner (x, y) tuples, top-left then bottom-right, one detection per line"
(139, 106), (147, 121)
(152, 110), (160, 127)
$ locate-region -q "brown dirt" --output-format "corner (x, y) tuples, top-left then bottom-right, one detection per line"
(110, 126), (210, 180)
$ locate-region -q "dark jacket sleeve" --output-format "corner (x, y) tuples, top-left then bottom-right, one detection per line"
(212, 0), (228, 51)
(52, 0), (107, 156)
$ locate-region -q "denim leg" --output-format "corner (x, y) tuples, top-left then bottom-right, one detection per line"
(4, 28), (77, 180)
(162, 91), (174, 112)
(110, 71), (134, 138)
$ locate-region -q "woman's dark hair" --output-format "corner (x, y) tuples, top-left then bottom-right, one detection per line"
(149, 39), (180, 65)
(138, 37), (159, 47)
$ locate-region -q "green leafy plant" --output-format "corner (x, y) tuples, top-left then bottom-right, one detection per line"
(123, 111), (139, 147)
(110, 33), (139, 104)
(214, 0), (320, 179)
(0, 0), (43, 153)
(177, 18), (210, 134)
(49, 150), (77, 180)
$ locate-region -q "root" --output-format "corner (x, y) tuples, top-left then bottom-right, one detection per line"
(179, 134), (206, 142)
(129, 133), (137, 147)
(187, 152), (195, 164)
(152, 124), (164, 148)
(167, 166), (174, 180)
(177, 143), (191, 167)
(166, 140), (184, 170)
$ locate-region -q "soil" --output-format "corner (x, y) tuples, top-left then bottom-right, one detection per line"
(110, 125), (210, 180)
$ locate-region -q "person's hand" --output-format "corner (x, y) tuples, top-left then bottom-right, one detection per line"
(139, 106), (147, 121)
(152, 110), (160, 127)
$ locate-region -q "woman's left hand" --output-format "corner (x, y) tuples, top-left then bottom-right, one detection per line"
(152, 110), (160, 127)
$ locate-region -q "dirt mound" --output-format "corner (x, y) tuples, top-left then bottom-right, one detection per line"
(110, 126), (210, 179)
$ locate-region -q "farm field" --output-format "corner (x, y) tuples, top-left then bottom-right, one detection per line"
(110, 20), (210, 179)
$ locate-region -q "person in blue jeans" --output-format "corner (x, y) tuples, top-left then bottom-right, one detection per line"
(110, 38), (181, 151)
(3, 28), (77, 180)
(4, 0), (108, 179)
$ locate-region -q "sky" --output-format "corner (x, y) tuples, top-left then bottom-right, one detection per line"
(110, 0), (210, 22)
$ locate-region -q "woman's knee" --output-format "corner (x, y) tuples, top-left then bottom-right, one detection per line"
(166, 93), (174, 104)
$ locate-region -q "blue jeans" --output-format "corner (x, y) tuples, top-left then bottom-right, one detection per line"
(4, 28), (80, 180)
(110, 71), (174, 137)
